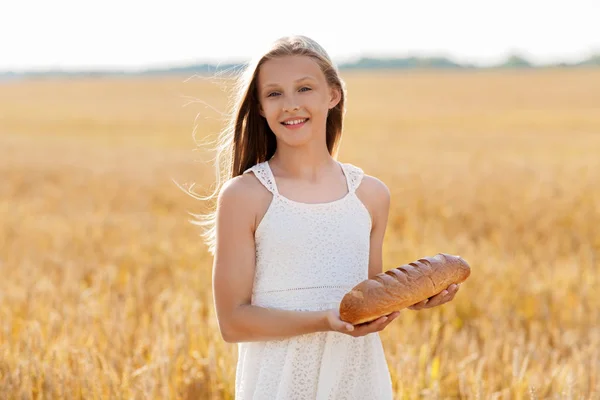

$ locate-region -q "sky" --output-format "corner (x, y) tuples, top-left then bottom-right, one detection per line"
(2, 0), (599, 72)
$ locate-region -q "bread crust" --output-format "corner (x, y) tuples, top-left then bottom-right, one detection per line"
(339, 253), (471, 324)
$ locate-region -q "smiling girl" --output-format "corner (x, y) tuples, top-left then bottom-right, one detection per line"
(195, 35), (459, 399)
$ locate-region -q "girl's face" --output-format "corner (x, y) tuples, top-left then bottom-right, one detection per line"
(257, 55), (340, 149)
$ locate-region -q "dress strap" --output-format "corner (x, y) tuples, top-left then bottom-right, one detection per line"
(340, 162), (365, 193)
(243, 161), (279, 195)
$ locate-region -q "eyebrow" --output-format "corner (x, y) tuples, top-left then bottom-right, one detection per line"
(261, 76), (317, 89)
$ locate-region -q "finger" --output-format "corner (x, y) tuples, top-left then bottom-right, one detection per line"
(442, 284), (460, 300)
(410, 286), (459, 310)
(355, 315), (389, 334)
(388, 311), (401, 319)
(377, 312), (400, 328)
(332, 319), (354, 333)
(409, 299), (429, 310)
(352, 316), (386, 330)
(446, 289), (458, 302)
(429, 287), (459, 307)
(371, 315), (389, 328)
(379, 313), (400, 330)
(431, 288), (450, 302)
(420, 295), (443, 308)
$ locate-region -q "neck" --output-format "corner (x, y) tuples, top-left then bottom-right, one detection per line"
(269, 144), (336, 182)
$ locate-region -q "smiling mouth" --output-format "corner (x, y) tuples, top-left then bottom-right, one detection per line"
(281, 118), (309, 126)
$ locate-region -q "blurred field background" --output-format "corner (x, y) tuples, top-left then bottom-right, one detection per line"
(1, 68), (599, 399)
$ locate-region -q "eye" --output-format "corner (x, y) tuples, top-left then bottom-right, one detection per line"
(267, 92), (280, 98)
(299, 87), (311, 92)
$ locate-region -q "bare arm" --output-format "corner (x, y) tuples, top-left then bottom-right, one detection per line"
(212, 176), (335, 343)
(213, 174), (404, 341)
(358, 175), (460, 312)
(362, 176), (391, 280)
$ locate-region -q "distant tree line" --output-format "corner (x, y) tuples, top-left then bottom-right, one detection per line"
(341, 53), (600, 70)
(1, 53), (599, 79)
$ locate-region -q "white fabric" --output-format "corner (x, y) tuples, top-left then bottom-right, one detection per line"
(235, 160), (393, 400)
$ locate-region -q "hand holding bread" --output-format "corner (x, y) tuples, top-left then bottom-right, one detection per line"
(325, 309), (402, 337)
(408, 282), (461, 310)
(339, 253), (471, 325)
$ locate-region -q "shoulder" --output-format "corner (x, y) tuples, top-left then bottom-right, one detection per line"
(359, 174), (391, 208)
(217, 169), (273, 229)
(218, 170), (270, 206)
(355, 172), (391, 228)
(341, 162), (390, 205)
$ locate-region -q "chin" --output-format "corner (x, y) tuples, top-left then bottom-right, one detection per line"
(278, 135), (313, 148)
(272, 124), (315, 146)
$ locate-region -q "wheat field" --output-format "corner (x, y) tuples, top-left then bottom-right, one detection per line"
(1, 68), (599, 399)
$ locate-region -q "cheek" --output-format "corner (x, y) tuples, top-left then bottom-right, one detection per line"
(309, 94), (331, 115)
(261, 101), (278, 118)
(261, 104), (282, 131)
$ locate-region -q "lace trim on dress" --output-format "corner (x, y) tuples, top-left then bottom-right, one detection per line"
(252, 285), (354, 310)
(244, 162), (279, 195)
(343, 163), (364, 193)
(245, 161), (364, 195)
(254, 285), (351, 293)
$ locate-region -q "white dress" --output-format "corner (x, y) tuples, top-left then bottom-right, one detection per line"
(235, 160), (393, 400)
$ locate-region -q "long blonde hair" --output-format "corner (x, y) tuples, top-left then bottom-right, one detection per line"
(188, 35), (347, 255)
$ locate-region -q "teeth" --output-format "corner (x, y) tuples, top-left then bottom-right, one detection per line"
(283, 119), (306, 125)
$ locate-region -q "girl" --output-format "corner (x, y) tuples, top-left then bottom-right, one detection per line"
(197, 35), (460, 399)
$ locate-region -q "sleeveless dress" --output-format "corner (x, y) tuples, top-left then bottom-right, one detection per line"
(235, 160), (393, 400)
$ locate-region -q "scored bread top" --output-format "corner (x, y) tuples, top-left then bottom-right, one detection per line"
(339, 253), (470, 324)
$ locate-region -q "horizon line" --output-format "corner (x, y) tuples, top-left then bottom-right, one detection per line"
(1, 50), (599, 75)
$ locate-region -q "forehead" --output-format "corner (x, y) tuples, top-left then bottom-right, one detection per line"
(257, 55), (325, 87)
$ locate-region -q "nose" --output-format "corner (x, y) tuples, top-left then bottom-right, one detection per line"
(284, 105), (300, 112)
(282, 94), (300, 113)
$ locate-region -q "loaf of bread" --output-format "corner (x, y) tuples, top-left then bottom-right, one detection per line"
(339, 253), (471, 324)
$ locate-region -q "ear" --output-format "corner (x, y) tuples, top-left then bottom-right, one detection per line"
(328, 86), (342, 110)
(259, 103), (265, 118)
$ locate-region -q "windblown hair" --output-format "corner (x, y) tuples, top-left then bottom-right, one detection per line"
(189, 35), (347, 255)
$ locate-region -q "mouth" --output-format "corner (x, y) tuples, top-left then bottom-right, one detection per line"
(281, 118), (309, 128)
